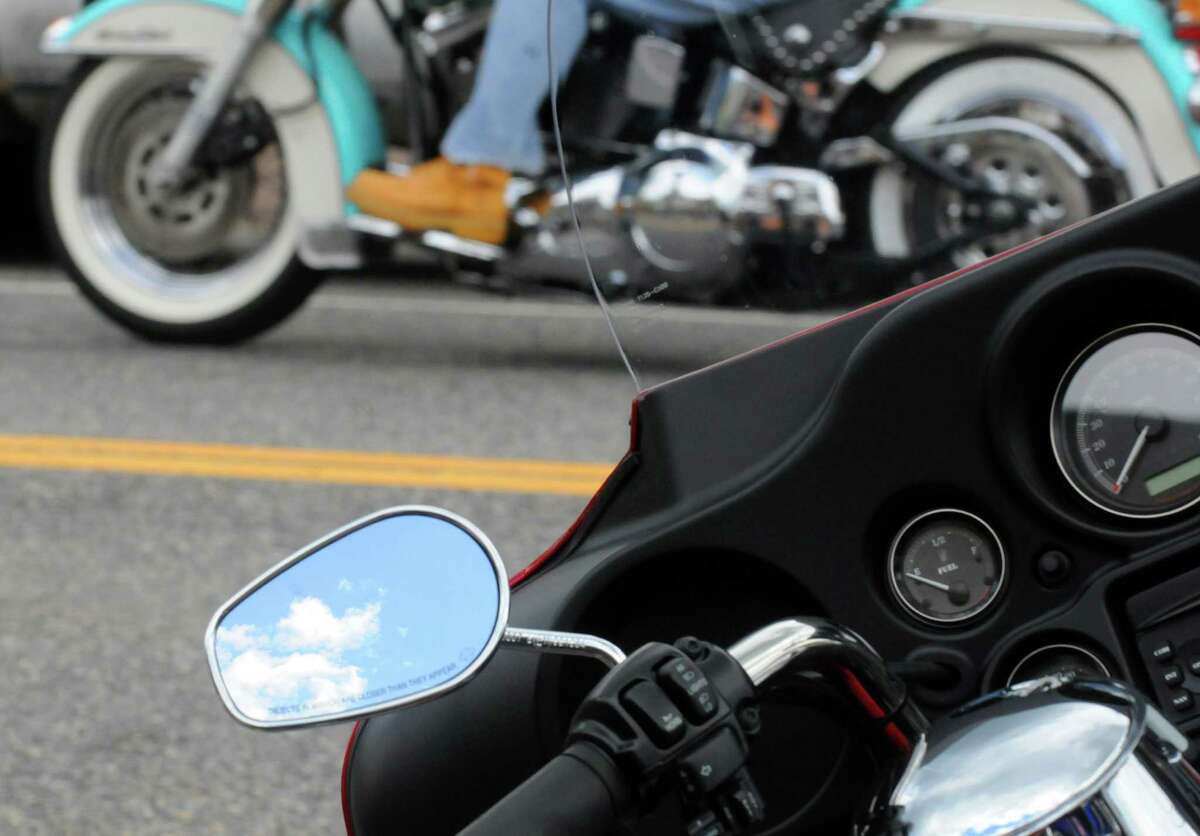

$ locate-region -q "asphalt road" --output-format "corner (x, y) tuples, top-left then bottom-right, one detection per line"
(0, 265), (831, 834)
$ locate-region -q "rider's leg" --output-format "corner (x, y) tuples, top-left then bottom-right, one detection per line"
(441, 0), (589, 176)
(347, 0), (588, 244)
(347, 0), (781, 244)
(437, 0), (779, 170)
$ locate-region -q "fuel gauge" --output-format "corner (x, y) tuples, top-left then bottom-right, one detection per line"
(888, 509), (1006, 626)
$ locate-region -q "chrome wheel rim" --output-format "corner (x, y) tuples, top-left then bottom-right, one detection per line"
(79, 63), (288, 300)
(900, 97), (1129, 268)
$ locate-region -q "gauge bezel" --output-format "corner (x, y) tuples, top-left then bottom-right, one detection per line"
(887, 508), (1007, 626)
(1049, 322), (1200, 521)
(1004, 643), (1111, 688)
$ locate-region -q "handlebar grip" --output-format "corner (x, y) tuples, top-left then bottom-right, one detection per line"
(459, 741), (628, 836)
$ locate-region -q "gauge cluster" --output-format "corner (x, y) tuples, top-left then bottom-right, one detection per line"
(434, 180), (1200, 830)
(874, 256), (1200, 655)
(888, 509), (1006, 626)
(849, 247), (1200, 741)
(540, 187), (1200, 754)
(1050, 324), (1200, 520)
(984, 250), (1200, 543)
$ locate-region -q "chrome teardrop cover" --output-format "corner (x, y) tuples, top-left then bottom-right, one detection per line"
(884, 678), (1200, 836)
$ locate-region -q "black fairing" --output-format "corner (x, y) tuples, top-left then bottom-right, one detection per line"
(346, 177), (1200, 834)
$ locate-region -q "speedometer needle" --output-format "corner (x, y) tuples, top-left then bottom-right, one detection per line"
(1114, 426), (1151, 494)
(905, 572), (950, 592)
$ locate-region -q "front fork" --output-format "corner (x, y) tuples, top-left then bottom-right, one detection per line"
(149, 0), (294, 192)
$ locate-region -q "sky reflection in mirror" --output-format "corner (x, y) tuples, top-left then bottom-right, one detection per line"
(214, 514), (501, 724)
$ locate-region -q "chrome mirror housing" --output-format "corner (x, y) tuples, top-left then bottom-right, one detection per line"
(206, 505), (624, 731)
(206, 507), (511, 729)
(876, 676), (1200, 836)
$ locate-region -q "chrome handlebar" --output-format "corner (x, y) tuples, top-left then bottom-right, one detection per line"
(728, 617), (929, 742)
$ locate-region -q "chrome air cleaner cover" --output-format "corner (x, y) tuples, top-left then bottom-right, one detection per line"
(886, 678), (1200, 836)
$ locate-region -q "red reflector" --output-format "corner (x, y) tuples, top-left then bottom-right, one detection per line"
(1177, 23), (1200, 41)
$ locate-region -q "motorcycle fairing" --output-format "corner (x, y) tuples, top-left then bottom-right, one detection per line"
(44, 0), (385, 197)
(344, 175), (1200, 834)
(885, 0), (1200, 183)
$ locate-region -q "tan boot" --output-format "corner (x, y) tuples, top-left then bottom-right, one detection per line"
(347, 157), (511, 245)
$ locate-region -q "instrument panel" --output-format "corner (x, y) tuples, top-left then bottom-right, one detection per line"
(887, 509), (1006, 626)
(883, 320), (1200, 633)
(350, 180), (1200, 834)
(1051, 324), (1200, 520)
(862, 265), (1200, 720)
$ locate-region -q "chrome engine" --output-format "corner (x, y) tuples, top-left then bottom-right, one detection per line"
(502, 130), (845, 301)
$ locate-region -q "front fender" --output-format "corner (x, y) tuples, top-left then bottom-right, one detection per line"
(878, 0), (1200, 185)
(43, 0), (385, 195)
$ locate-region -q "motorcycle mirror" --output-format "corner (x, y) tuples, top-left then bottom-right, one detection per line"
(204, 506), (509, 730)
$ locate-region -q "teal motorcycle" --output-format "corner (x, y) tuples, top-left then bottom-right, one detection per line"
(38, 0), (1200, 341)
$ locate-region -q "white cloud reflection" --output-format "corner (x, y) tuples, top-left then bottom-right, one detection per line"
(222, 648), (366, 721)
(217, 596), (382, 722)
(277, 597), (380, 652)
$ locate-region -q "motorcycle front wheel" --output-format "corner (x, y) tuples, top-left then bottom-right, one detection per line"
(40, 58), (321, 343)
(868, 55), (1159, 280)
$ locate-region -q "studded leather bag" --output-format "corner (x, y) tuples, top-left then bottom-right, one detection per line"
(743, 0), (891, 78)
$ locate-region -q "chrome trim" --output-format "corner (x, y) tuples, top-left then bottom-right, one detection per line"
(728, 617), (928, 739)
(204, 505), (511, 731)
(699, 65), (790, 147)
(1103, 752), (1200, 835)
(299, 222), (362, 270)
(503, 132), (843, 298)
(41, 16), (74, 54)
(729, 618), (874, 688)
(819, 135), (895, 171)
(501, 627), (625, 668)
(887, 509), (1007, 627)
(882, 677), (1200, 835)
(1190, 78), (1200, 124)
(887, 679), (1153, 836)
(885, 9), (1141, 46)
(738, 165), (846, 241)
(889, 733), (929, 803)
(786, 41), (886, 118)
(822, 116), (1097, 180)
(624, 35), (685, 110)
(418, 5), (491, 55)
(421, 230), (504, 262)
(1049, 323), (1200, 520)
(896, 116), (1095, 181)
(347, 213), (403, 239)
(1005, 643), (1111, 687)
(829, 41), (886, 108)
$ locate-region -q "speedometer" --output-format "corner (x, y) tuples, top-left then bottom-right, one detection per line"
(1051, 324), (1200, 519)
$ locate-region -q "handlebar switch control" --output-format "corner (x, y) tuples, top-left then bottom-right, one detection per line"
(722, 769), (766, 828)
(686, 811), (727, 836)
(566, 641), (762, 834)
(678, 728), (744, 794)
(658, 657), (718, 723)
(621, 680), (687, 747)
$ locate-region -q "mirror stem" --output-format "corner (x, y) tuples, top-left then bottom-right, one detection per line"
(501, 627), (626, 668)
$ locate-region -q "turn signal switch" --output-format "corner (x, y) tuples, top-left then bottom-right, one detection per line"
(566, 638), (765, 835)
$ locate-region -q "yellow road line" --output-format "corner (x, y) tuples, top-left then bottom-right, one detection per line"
(0, 434), (614, 497)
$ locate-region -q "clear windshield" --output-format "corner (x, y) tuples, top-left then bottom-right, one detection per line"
(535, 0), (1155, 388)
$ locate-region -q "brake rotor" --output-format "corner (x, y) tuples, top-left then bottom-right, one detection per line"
(102, 93), (253, 266)
(929, 128), (1092, 265)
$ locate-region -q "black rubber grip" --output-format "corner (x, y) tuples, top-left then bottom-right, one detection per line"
(458, 742), (627, 836)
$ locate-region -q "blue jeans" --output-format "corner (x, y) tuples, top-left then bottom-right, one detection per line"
(441, 0), (781, 175)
